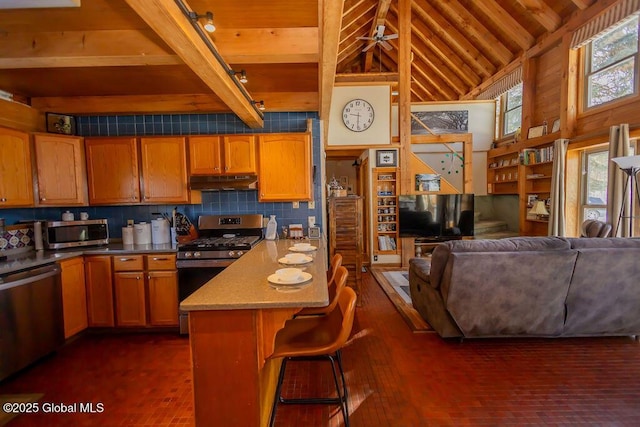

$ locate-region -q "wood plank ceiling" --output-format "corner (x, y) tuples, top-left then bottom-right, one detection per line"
(0, 0), (595, 127)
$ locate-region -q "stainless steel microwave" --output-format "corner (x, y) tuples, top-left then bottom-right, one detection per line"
(44, 219), (109, 249)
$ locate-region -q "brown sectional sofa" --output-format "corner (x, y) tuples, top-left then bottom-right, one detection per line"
(409, 237), (640, 338)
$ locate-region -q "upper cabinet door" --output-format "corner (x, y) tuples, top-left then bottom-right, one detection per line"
(223, 135), (256, 174)
(140, 136), (188, 203)
(258, 133), (311, 201)
(188, 135), (222, 175)
(85, 137), (140, 205)
(34, 133), (87, 206)
(0, 127), (34, 208)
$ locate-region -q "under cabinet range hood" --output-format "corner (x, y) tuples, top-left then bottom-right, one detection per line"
(189, 175), (258, 191)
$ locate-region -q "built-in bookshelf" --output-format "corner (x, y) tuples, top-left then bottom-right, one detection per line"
(373, 167), (399, 254)
(487, 147), (520, 195)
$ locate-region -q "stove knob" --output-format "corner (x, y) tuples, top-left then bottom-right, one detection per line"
(184, 252), (193, 258)
(193, 252), (201, 258)
(228, 251), (236, 257)
(236, 250), (244, 257)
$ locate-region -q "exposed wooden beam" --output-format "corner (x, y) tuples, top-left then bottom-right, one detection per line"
(319, 0), (344, 131)
(515, 0), (562, 32)
(408, 15), (481, 88)
(0, 30), (180, 69)
(571, 0), (595, 10)
(471, 0), (535, 51)
(399, 0), (412, 194)
(412, 0), (495, 78)
(435, 0), (514, 66)
(363, 0), (393, 72)
(335, 72), (398, 83)
(215, 28), (318, 64)
(123, 0), (262, 128)
(31, 92), (318, 114)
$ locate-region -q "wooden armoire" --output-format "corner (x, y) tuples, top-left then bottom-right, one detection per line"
(328, 196), (363, 298)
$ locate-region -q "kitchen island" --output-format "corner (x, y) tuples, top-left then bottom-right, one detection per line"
(180, 238), (329, 426)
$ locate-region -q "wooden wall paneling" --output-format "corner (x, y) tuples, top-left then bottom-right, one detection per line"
(534, 44), (562, 126)
(521, 56), (538, 139)
(0, 99), (42, 132)
(561, 33), (579, 139)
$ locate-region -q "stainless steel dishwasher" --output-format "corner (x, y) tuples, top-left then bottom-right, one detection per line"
(0, 263), (64, 381)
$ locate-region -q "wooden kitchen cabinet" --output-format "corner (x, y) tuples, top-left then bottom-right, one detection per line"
(60, 257), (88, 338)
(188, 134), (256, 175)
(84, 255), (115, 327)
(147, 253), (178, 326)
(140, 136), (189, 203)
(85, 137), (140, 205)
(0, 126), (34, 208)
(33, 133), (87, 206)
(112, 254), (178, 327)
(329, 196), (363, 297)
(258, 133), (311, 201)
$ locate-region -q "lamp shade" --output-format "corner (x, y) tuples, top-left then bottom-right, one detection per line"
(611, 155), (640, 171)
(529, 200), (549, 216)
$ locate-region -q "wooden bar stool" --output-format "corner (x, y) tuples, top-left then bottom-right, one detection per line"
(268, 286), (357, 427)
(295, 265), (347, 317)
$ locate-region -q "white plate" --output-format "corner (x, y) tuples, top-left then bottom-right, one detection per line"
(288, 245), (317, 253)
(267, 272), (312, 285)
(278, 256), (313, 265)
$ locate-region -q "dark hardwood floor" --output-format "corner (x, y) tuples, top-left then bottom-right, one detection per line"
(1, 271), (639, 426)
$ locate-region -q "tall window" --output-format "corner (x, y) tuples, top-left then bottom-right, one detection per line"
(581, 149), (609, 222)
(585, 15), (640, 109)
(496, 83), (522, 138)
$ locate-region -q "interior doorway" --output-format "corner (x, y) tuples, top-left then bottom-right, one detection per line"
(326, 150), (369, 265)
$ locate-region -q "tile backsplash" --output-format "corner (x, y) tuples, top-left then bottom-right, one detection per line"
(0, 112), (323, 238)
(0, 226), (34, 251)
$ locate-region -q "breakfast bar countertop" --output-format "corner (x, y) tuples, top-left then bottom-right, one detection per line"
(180, 238), (329, 311)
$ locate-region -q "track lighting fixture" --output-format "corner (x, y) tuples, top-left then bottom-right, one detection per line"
(229, 69), (248, 84)
(188, 11), (215, 33)
(251, 100), (265, 111)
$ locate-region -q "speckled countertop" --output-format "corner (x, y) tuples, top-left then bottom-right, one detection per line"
(180, 238), (329, 311)
(0, 243), (176, 276)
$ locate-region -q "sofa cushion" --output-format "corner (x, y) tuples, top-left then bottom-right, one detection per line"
(567, 237), (640, 249)
(429, 237), (571, 290)
(443, 250), (577, 337)
(563, 247), (640, 336)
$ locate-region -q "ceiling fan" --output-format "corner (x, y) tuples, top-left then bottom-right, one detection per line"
(357, 25), (399, 52)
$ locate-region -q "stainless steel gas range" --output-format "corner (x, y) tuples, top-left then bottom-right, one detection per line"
(177, 213), (263, 334)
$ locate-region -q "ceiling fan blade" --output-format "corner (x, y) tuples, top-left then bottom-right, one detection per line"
(376, 25), (386, 39)
(356, 37), (375, 41)
(383, 33), (399, 40)
(362, 42), (377, 52)
(380, 40), (393, 51)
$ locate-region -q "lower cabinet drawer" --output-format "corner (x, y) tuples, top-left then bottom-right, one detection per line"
(113, 255), (144, 271)
(146, 254), (176, 270)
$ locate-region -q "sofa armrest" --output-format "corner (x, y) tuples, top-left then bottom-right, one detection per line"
(409, 257), (432, 286)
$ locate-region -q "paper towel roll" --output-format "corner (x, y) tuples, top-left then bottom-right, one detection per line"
(151, 218), (170, 244)
(122, 226), (134, 245)
(34, 221), (44, 251)
(133, 222), (151, 245)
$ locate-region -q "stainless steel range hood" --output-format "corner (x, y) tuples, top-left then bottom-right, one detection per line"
(189, 175), (258, 191)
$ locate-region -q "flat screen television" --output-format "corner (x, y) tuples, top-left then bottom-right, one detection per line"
(398, 194), (474, 239)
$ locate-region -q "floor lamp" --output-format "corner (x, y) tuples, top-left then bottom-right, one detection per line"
(611, 155), (640, 237)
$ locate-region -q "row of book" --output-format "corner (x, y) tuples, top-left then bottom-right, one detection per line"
(521, 147), (554, 165)
(377, 235), (397, 251)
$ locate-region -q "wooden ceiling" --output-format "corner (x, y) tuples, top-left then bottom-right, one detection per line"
(0, 0), (599, 128)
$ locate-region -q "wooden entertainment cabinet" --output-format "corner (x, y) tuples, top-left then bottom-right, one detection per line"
(400, 236), (473, 268)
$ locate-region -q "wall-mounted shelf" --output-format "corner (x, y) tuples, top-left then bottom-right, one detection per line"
(373, 167), (399, 254)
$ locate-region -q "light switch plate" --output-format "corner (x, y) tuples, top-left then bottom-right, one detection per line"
(308, 201), (315, 209)
(292, 201), (299, 208)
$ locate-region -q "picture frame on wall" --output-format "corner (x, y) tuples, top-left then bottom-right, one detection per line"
(376, 150), (397, 167)
(527, 125), (545, 139)
(46, 112), (76, 135)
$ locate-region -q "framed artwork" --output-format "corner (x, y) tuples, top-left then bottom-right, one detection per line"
(527, 125), (545, 139)
(527, 194), (538, 206)
(376, 150), (397, 167)
(46, 112), (76, 135)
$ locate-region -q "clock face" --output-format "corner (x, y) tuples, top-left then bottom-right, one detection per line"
(342, 99), (375, 132)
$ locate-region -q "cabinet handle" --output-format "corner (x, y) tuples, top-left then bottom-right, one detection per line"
(40, 197), (46, 201)
(152, 257), (169, 261)
(225, 166), (229, 171)
(136, 276), (140, 280)
(0, 198), (6, 202)
(120, 258), (136, 262)
(148, 274), (151, 280)
(132, 195), (136, 200)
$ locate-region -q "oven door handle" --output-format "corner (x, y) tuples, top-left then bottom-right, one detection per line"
(176, 259), (234, 269)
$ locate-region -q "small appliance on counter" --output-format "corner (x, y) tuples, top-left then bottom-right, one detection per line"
(44, 219), (109, 249)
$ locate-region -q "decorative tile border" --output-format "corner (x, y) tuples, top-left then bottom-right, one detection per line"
(0, 227), (34, 251)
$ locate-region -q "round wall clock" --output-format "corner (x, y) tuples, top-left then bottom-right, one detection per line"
(342, 99), (375, 132)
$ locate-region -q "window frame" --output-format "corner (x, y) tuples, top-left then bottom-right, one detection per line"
(583, 16), (640, 111)
(579, 147), (609, 225)
(495, 83), (523, 140)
